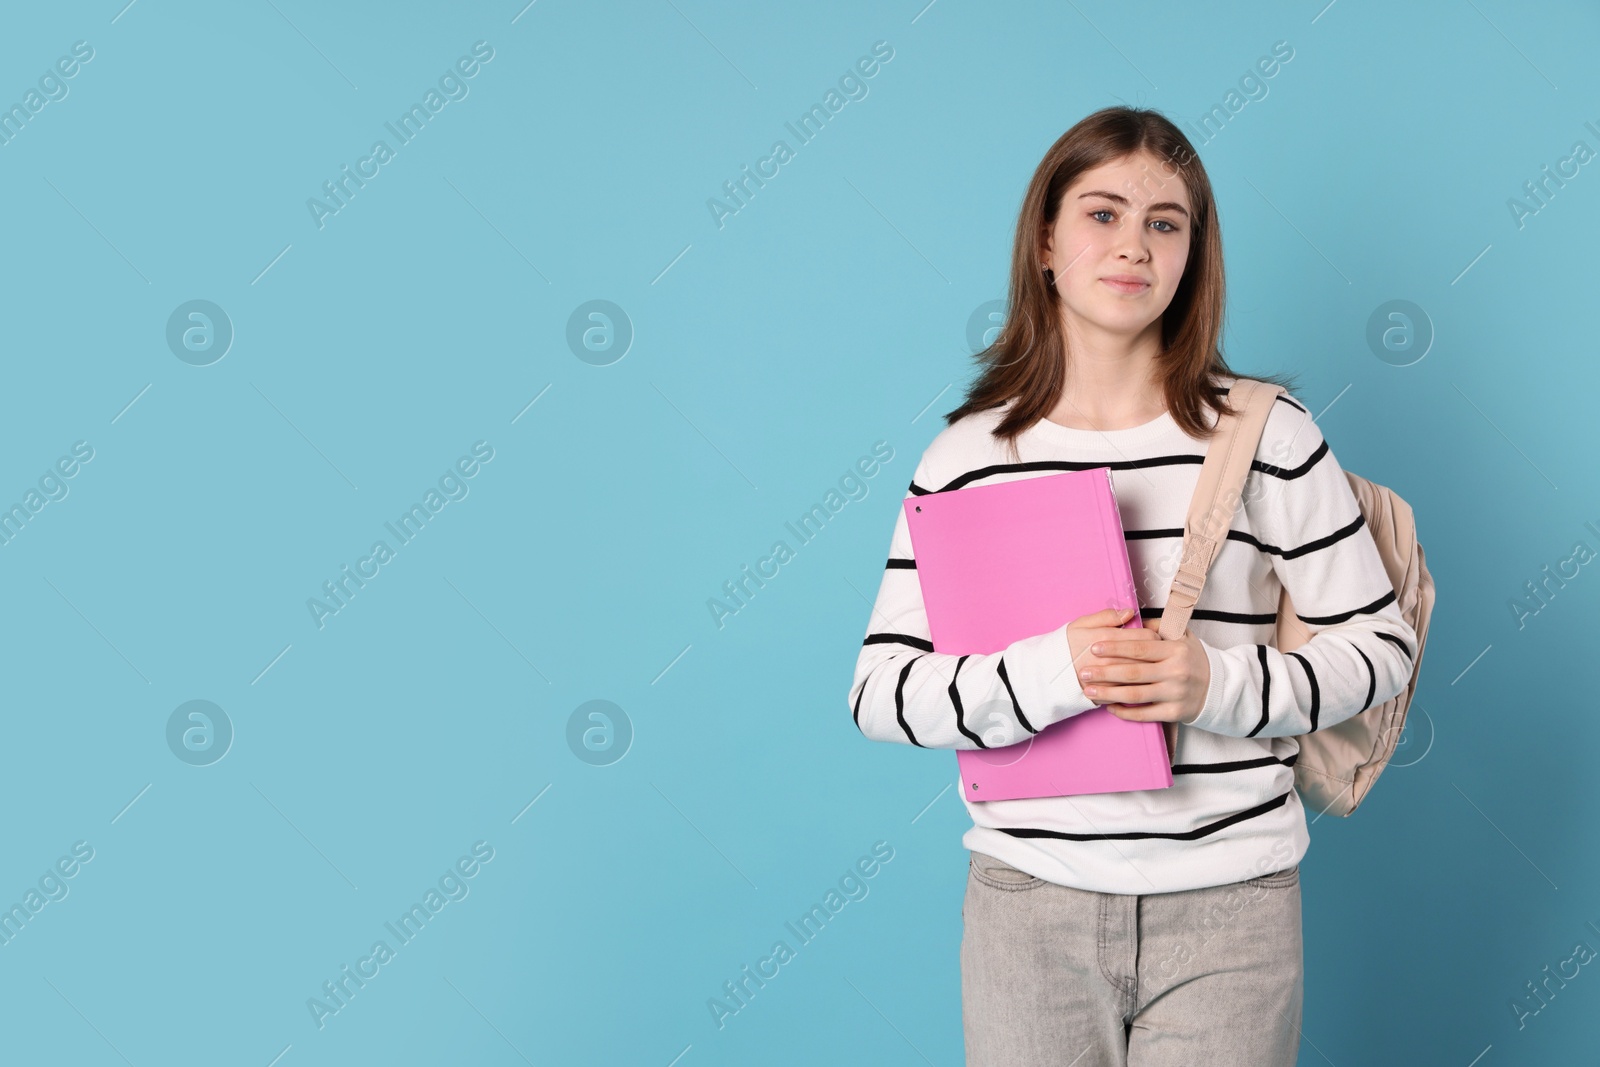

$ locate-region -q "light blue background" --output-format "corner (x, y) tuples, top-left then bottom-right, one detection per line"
(0, 1), (1594, 1064)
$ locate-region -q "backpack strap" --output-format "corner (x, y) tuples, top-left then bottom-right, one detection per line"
(1159, 379), (1284, 641)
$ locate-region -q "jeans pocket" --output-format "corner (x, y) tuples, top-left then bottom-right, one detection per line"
(1243, 863), (1300, 890)
(969, 853), (1046, 891)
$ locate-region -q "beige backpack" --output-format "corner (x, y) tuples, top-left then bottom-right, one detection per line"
(1156, 377), (1435, 818)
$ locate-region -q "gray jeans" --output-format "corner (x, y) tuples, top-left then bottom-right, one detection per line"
(961, 851), (1304, 1066)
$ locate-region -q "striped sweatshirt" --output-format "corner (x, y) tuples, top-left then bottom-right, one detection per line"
(847, 379), (1418, 894)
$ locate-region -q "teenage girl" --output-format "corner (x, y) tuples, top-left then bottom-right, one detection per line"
(848, 106), (1417, 1066)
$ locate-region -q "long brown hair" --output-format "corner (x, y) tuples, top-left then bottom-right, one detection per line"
(945, 106), (1298, 458)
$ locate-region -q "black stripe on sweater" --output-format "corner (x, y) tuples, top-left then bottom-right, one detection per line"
(1253, 438), (1329, 481)
(995, 658), (1037, 734)
(1247, 644), (1271, 737)
(1140, 606), (1278, 626)
(915, 454), (1198, 494)
(894, 657), (924, 747)
(996, 790), (1292, 841)
(1172, 752), (1298, 774)
(1125, 527), (1267, 549)
(911, 440), (1329, 496)
(1374, 630), (1413, 661)
(852, 668), (870, 732)
(1123, 516), (1364, 560)
(1276, 513), (1367, 560)
(1287, 651), (1319, 731)
(1355, 644), (1376, 713)
(885, 557), (917, 570)
(1296, 589), (1396, 626)
(950, 655), (985, 747)
(864, 631), (934, 652)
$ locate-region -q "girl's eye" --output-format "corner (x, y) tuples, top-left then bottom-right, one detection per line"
(1089, 209), (1179, 233)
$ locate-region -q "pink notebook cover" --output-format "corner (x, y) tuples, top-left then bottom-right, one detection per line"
(903, 469), (1174, 802)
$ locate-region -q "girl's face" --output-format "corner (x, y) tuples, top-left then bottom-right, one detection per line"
(1041, 151), (1195, 342)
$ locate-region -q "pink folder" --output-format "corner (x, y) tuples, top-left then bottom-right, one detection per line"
(903, 469), (1175, 802)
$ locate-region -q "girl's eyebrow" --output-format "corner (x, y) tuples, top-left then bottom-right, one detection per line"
(1077, 189), (1191, 220)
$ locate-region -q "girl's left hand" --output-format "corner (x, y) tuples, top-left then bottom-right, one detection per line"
(1078, 621), (1211, 725)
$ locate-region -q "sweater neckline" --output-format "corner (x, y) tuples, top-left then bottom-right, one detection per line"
(1017, 402), (1180, 449)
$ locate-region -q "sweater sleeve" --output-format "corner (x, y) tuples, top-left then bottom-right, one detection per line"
(847, 452), (1103, 750)
(1183, 401), (1418, 739)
